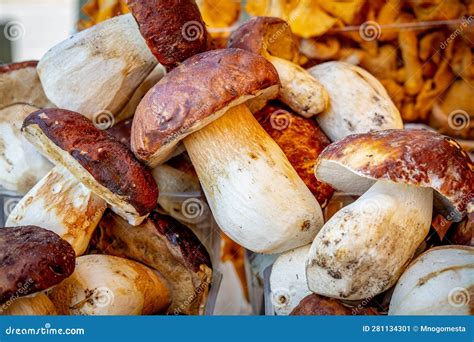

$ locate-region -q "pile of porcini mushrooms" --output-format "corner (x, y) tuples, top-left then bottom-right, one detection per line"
(0, 1), (472, 316)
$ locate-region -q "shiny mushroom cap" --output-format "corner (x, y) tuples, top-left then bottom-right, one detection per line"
(131, 48), (280, 166)
(0, 225), (75, 304)
(228, 16), (299, 62)
(315, 129), (474, 221)
(21, 108), (158, 225)
(126, 0), (207, 70)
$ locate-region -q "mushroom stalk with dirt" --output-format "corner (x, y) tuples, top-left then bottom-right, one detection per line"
(307, 129), (473, 300)
(132, 48), (324, 254)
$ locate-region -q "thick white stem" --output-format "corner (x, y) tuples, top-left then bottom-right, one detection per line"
(184, 104), (324, 254)
(267, 55), (328, 118)
(306, 180), (433, 300)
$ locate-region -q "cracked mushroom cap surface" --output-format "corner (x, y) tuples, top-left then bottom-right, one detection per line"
(315, 129), (474, 222)
(228, 16), (299, 62)
(0, 226), (75, 304)
(131, 48), (280, 166)
(21, 109), (158, 221)
(126, 0), (207, 69)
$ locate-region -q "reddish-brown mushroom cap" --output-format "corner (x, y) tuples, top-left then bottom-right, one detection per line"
(228, 16), (299, 62)
(0, 226), (75, 304)
(131, 48), (280, 166)
(126, 0), (207, 70)
(254, 102), (334, 207)
(22, 109), (158, 218)
(315, 129), (474, 221)
(290, 294), (378, 315)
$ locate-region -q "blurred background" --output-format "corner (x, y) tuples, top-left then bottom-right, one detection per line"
(0, 0), (86, 62)
(1, 0), (472, 144)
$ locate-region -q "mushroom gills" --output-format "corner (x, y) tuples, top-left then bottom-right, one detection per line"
(183, 103), (324, 254)
(306, 180), (433, 300)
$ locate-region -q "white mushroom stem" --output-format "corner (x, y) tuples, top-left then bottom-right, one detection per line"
(37, 14), (157, 121)
(306, 180), (433, 300)
(270, 244), (312, 315)
(308, 62), (403, 141)
(49, 255), (170, 315)
(184, 104), (324, 254)
(266, 55), (328, 118)
(6, 166), (107, 255)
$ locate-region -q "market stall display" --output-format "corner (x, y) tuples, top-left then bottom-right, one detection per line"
(0, 0), (472, 317)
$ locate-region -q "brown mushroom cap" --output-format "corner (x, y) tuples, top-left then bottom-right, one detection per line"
(315, 129), (474, 221)
(126, 0), (207, 70)
(254, 102), (334, 207)
(131, 48), (280, 166)
(0, 226), (75, 304)
(228, 16), (299, 62)
(22, 109), (158, 217)
(106, 118), (133, 149)
(290, 294), (378, 315)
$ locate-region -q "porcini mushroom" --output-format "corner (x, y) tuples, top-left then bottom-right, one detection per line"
(389, 246), (474, 315)
(0, 104), (52, 194)
(0, 226), (75, 304)
(21, 108), (158, 225)
(49, 254), (171, 315)
(307, 129), (473, 300)
(126, 0), (207, 70)
(308, 61), (403, 141)
(6, 166), (107, 255)
(270, 244), (312, 315)
(0, 61), (53, 109)
(229, 17), (328, 117)
(37, 14), (157, 121)
(132, 49), (324, 253)
(94, 211), (212, 315)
